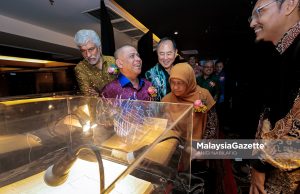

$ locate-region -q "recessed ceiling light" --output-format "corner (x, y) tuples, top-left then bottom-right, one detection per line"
(174, 31), (179, 35)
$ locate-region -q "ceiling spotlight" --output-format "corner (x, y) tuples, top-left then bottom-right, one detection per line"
(174, 31), (179, 35)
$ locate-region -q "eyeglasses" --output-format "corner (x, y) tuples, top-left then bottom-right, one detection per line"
(248, 0), (278, 23)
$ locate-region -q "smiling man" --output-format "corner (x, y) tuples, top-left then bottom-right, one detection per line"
(101, 45), (152, 101)
(249, 0), (300, 193)
(196, 60), (220, 102)
(145, 37), (178, 101)
(74, 29), (117, 96)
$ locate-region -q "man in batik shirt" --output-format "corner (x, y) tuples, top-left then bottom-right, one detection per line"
(249, 0), (300, 193)
(74, 29), (117, 96)
(145, 37), (178, 101)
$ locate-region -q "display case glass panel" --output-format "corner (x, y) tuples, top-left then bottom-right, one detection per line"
(0, 96), (193, 193)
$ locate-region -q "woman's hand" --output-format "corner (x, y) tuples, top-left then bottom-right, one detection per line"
(249, 168), (266, 194)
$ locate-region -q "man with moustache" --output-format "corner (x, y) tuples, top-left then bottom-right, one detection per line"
(101, 45), (152, 101)
(74, 29), (117, 96)
(249, 0), (300, 193)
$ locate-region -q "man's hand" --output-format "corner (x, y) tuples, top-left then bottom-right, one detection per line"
(249, 168), (266, 194)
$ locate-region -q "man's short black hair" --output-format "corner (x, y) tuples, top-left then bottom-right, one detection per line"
(156, 37), (177, 50)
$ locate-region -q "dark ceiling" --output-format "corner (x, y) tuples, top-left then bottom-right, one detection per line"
(114, 0), (256, 59)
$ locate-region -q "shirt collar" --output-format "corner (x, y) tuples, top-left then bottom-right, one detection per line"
(276, 21), (300, 54)
(118, 73), (144, 88)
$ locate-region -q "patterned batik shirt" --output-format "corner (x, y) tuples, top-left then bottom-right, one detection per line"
(74, 55), (116, 96)
(276, 20), (300, 54)
(145, 63), (171, 101)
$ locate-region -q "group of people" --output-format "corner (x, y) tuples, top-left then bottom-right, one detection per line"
(74, 30), (219, 192)
(73, 0), (300, 192)
(188, 56), (227, 131)
(74, 30), (218, 142)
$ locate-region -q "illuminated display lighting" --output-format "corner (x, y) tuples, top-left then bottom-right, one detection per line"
(0, 55), (52, 64)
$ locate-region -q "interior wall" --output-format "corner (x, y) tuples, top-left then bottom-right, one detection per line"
(0, 74), (10, 97)
(0, 68), (78, 98)
(0, 14), (76, 49)
(35, 73), (54, 93)
(113, 28), (138, 49)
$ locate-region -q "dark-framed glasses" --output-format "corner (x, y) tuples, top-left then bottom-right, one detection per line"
(248, 0), (278, 23)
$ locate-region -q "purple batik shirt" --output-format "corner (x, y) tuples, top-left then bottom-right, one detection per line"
(101, 73), (152, 101)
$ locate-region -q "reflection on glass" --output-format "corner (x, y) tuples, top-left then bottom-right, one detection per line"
(0, 96), (193, 193)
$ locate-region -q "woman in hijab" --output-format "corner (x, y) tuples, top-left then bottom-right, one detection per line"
(162, 63), (223, 194)
(161, 63), (218, 140)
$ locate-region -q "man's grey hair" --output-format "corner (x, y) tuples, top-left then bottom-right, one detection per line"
(74, 29), (101, 48)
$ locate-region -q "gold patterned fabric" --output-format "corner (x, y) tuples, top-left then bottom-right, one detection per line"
(265, 168), (300, 194)
(276, 21), (300, 54)
(256, 93), (300, 193)
(74, 55), (116, 96)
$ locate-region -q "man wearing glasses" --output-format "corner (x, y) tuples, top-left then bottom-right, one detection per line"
(249, 0), (300, 193)
(74, 29), (117, 96)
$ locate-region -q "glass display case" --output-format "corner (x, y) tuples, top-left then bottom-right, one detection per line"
(0, 96), (193, 194)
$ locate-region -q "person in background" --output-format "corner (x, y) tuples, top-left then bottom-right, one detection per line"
(74, 29), (117, 96)
(145, 37), (178, 101)
(214, 60), (226, 104)
(188, 55), (202, 78)
(196, 60), (220, 102)
(214, 60), (227, 130)
(100, 45), (152, 101)
(249, 0), (300, 193)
